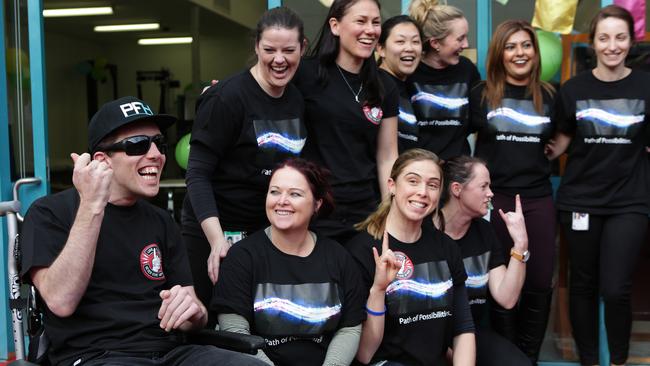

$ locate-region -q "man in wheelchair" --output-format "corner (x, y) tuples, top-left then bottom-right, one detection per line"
(19, 97), (265, 366)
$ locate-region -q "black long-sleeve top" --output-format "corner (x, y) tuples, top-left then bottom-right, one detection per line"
(183, 70), (306, 235)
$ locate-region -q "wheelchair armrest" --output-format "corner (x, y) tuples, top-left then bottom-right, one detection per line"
(183, 329), (265, 355)
(8, 360), (40, 366)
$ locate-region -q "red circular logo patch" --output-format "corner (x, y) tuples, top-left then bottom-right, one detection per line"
(393, 251), (414, 279)
(140, 243), (165, 281)
(363, 105), (383, 125)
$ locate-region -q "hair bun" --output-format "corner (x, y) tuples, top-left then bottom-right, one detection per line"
(409, 0), (440, 24)
(418, 0), (442, 7)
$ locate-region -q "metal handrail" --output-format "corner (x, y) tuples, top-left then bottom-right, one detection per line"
(12, 177), (41, 222)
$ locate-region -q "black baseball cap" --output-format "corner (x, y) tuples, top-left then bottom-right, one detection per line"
(88, 96), (176, 153)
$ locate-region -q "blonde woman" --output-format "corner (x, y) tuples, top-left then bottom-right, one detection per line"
(407, 0), (481, 160)
(347, 149), (475, 365)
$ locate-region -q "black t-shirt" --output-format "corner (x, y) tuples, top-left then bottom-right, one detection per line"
(470, 83), (555, 197)
(294, 58), (399, 204)
(380, 69), (419, 153)
(213, 230), (366, 366)
(554, 70), (650, 215)
(184, 70), (306, 234)
(454, 218), (506, 324)
(20, 189), (193, 365)
(407, 56), (481, 160)
(347, 225), (469, 366)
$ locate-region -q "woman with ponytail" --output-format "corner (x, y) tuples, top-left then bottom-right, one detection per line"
(293, 0), (399, 244)
(407, 0), (481, 160)
(347, 149), (475, 365)
(435, 156), (530, 366)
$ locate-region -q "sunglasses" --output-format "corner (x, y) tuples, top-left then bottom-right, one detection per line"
(102, 134), (167, 156)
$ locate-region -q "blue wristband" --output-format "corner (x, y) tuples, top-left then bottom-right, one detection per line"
(365, 305), (387, 316)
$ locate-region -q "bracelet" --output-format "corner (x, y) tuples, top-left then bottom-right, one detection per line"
(365, 305), (387, 316)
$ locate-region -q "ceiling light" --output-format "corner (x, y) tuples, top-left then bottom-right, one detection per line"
(138, 37), (193, 45)
(94, 23), (160, 32)
(43, 7), (113, 17)
(319, 0), (334, 7)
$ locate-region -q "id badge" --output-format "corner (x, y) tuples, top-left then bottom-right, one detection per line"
(224, 231), (246, 245)
(571, 212), (589, 231)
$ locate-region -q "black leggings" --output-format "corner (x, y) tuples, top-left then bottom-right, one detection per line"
(182, 231), (217, 326)
(559, 211), (647, 365)
(476, 328), (530, 366)
(490, 193), (556, 291)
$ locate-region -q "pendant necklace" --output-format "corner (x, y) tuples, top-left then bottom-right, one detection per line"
(336, 64), (363, 103)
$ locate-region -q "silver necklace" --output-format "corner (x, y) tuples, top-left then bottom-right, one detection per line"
(336, 64), (363, 103)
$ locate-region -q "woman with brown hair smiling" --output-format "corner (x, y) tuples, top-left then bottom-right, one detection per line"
(294, 0), (399, 244)
(182, 7), (308, 316)
(547, 6), (650, 365)
(469, 20), (556, 364)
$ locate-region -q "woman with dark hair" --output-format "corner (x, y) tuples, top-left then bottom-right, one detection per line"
(435, 156), (530, 366)
(407, 0), (481, 160)
(182, 7), (308, 313)
(547, 5), (650, 365)
(469, 19), (556, 364)
(347, 149), (475, 365)
(377, 15), (423, 153)
(293, 0), (399, 243)
(213, 158), (366, 366)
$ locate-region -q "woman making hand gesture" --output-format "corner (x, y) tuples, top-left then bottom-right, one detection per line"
(435, 156), (529, 366)
(348, 149), (475, 366)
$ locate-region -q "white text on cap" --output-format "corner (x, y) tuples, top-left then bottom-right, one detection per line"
(120, 102), (154, 118)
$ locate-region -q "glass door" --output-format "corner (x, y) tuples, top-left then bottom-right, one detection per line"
(0, 0), (49, 359)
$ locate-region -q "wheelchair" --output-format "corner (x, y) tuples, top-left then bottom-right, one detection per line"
(0, 178), (264, 365)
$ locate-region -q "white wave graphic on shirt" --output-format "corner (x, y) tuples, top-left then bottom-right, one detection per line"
(397, 94), (419, 144)
(256, 132), (306, 154)
(386, 278), (453, 299)
(410, 82), (469, 121)
(487, 107), (550, 126)
(486, 99), (551, 135)
(253, 282), (342, 337)
(385, 259), (454, 316)
(399, 108), (417, 125)
(463, 251), (491, 306)
(575, 98), (645, 138)
(411, 92), (468, 110)
(576, 108), (644, 128)
(252, 118), (306, 169)
(465, 273), (489, 289)
(254, 297), (341, 324)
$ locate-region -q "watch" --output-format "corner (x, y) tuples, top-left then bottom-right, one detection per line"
(510, 248), (530, 263)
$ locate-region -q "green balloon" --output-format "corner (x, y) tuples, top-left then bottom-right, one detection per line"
(536, 30), (563, 82)
(175, 133), (191, 170)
